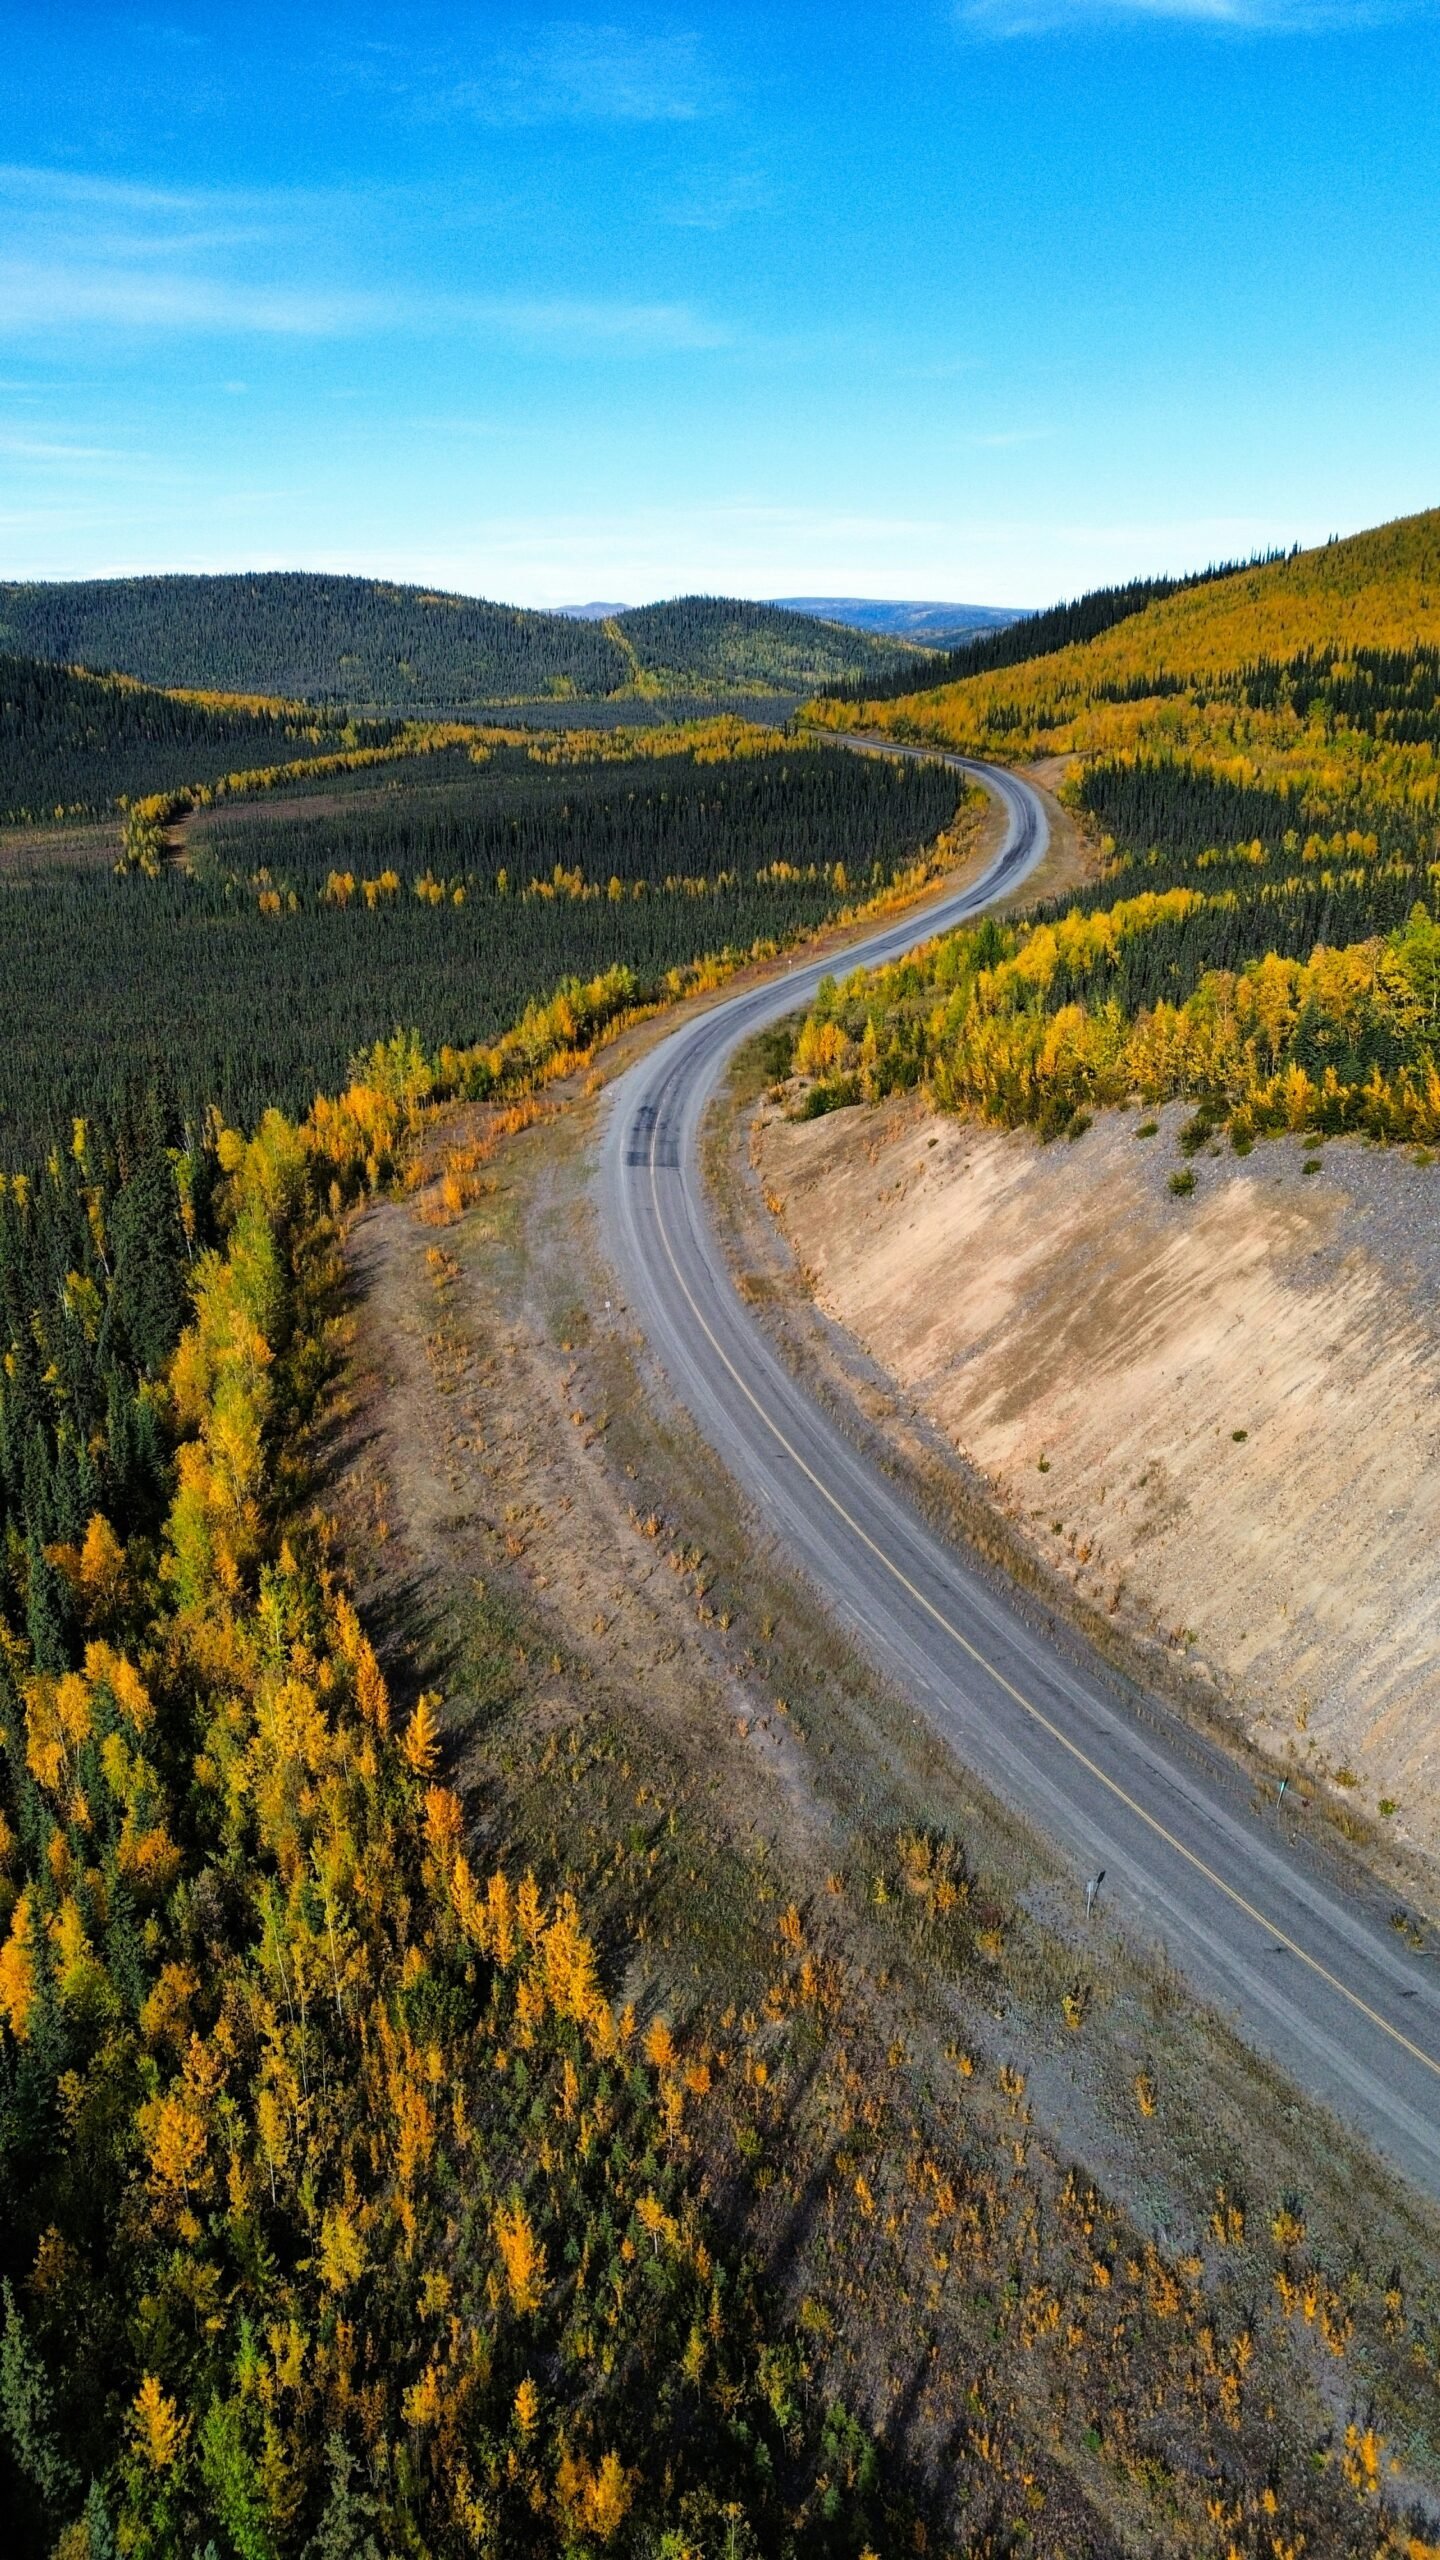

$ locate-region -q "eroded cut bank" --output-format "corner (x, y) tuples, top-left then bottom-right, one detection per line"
(754, 1090), (1440, 1872)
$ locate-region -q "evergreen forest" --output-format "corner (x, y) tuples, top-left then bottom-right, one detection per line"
(0, 703), (974, 2552)
(0, 733), (960, 1160)
(0, 1068), (921, 2559)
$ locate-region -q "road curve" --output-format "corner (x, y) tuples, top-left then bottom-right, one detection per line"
(599, 753), (1440, 2202)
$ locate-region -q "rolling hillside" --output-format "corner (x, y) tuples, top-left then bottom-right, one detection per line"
(817, 554), (1288, 710)
(0, 573), (926, 711)
(810, 509), (1440, 769)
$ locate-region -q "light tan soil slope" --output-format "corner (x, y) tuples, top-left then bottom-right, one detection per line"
(756, 1095), (1440, 1864)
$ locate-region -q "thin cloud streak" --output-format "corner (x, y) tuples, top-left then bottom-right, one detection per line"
(0, 259), (729, 351)
(0, 163), (208, 213)
(0, 264), (391, 338)
(0, 165), (321, 288)
(0, 434), (139, 464)
(0, 157), (731, 354)
(955, 0), (1415, 30)
(0, 164), (320, 225)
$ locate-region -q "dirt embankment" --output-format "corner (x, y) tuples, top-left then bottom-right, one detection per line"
(755, 1093), (1440, 1871)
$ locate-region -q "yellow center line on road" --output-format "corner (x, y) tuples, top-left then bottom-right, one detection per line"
(643, 1076), (1440, 2097)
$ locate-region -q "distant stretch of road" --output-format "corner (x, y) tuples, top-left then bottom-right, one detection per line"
(599, 751), (1440, 2202)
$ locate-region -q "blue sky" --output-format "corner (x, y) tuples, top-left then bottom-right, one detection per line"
(2, 2), (1437, 606)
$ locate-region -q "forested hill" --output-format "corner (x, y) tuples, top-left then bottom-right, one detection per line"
(809, 507), (1440, 752)
(613, 595), (924, 691)
(0, 573), (925, 710)
(820, 555), (1281, 707)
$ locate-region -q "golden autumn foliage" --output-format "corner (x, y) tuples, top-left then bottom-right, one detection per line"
(0, 1080), (908, 2560)
(554, 2444), (634, 2541)
(493, 2200), (548, 2316)
(801, 517), (1440, 1164)
(129, 2375), (188, 2472)
(810, 507), (1440, 772)
(402, 1691), (442, 1775)
(794, 852), (1440, 1150)
(0, 1887), (36, 2039)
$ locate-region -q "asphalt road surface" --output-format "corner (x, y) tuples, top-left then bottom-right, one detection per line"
(599, 752), (1440, 2202)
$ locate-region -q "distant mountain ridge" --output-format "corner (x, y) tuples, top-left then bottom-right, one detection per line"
(554, 596), (1025, 648)
(773, 596), (1023, 645)
(0, 573), (926, 711)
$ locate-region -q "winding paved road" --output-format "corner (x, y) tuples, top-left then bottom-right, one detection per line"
(599, 754), (1440, 2202)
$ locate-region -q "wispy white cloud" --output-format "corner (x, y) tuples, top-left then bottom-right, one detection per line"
(955, 0), (1415, 32)
(0, 164), (246, 214)
(0, 164), (203, 214)
(0, 258), (726, 351)
(0, 161), (729, 353)
(0, 164), (295, 272)
(0, 261), (388, 338)
(0, 433), (138, 463)
(449, 21), (717, 126)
